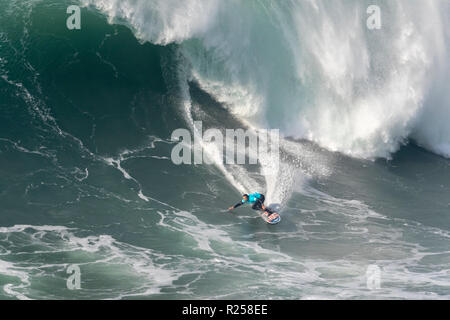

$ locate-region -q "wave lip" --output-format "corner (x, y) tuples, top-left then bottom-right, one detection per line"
(80, 0), (221, 45)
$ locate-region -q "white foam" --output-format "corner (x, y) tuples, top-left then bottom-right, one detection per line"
(0, 225), (193, 299)
(84, 0), (450, 159)
(0, 259), (31, 300)
(81, 0), (221, 45)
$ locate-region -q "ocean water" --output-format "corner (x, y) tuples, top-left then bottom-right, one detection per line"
(0, 0), (449, 299)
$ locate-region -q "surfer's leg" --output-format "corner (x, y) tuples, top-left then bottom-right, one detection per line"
(260, 195), (265, 209)
(252, 199), (264, 211)
(259, 195), (273, 213)
(257, 195), (265, 210)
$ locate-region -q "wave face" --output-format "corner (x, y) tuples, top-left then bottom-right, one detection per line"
(82, 0), (450, 159)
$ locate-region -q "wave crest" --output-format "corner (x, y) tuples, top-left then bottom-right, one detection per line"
(83, 0), (450, 159)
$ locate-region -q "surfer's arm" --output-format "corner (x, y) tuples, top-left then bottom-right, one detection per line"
(228, 202), (243, 210)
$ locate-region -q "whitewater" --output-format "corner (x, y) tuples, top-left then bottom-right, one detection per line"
(82, 0), (450, 159)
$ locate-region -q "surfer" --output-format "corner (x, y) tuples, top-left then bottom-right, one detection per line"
(228, 193), (273, 213)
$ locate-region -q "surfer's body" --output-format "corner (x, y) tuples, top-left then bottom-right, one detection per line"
(228, 193), (273, 213)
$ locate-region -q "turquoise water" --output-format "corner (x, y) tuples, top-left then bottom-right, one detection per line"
(0, 0), (449, 299)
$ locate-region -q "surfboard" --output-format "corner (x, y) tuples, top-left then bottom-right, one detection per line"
(261, 210), (281, 224)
